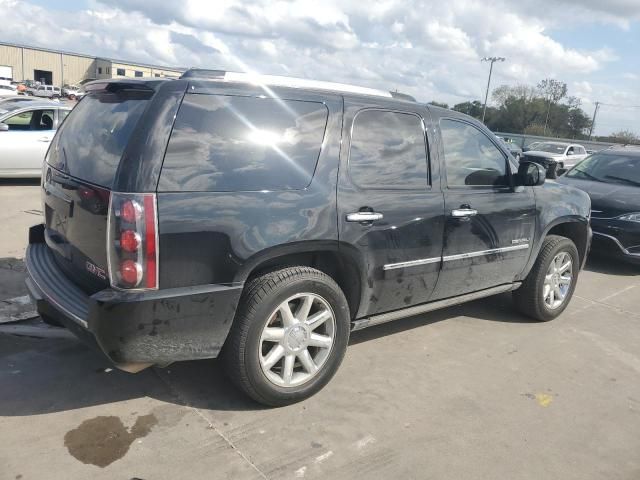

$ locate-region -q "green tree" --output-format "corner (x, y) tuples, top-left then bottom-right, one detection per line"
(430, 101), (449, 109)
(537, 79), (568, 135)
(452, 100), (484, 118)
(610, 130), (640, 144)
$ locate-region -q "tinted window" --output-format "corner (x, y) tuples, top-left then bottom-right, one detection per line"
(4, 109), (54, 131)
(440, 119), (508, 187)
(348, 110), (428, 190)
(566, 153), (640, 186)
(4, 111), (33, 130)
(160, 94), (328, 192)
(47, 90), (151, 187)
(135, 71), (143, 78)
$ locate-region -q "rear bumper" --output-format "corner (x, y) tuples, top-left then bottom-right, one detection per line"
(25, 227), (244, 368)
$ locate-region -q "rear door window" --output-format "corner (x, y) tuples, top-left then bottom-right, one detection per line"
(159, 94), (329, 192)
(348, 109), (428, 190)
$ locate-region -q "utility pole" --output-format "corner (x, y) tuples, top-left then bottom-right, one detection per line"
(481, 56), (505, 123)
(588, 101), (600, 140)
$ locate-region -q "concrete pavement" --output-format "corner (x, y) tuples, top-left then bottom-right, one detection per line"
(1, 181), (639, 480)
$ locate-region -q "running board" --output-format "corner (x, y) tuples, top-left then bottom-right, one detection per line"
(351, 283), (521, 331)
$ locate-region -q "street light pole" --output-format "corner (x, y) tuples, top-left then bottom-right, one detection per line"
(481, 56), (505, 123)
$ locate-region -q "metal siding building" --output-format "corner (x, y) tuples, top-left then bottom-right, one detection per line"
(0, 41), (184, 86)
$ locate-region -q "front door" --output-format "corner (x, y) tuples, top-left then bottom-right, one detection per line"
(338, 102), (445, 318)
(431, 117), (535, 299)
(0, 109), (55, 175)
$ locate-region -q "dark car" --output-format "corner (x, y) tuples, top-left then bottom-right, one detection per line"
(25, 70), (592, 406)
(497, 136), (523, 160)
(557, 146), (640, 264)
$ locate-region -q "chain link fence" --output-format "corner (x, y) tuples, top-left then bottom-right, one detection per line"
(495, 132), (615, 152)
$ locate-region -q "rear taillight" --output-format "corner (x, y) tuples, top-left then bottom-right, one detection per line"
(107, 193), (159, 290)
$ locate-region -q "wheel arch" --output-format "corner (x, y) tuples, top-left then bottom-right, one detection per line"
(235, 242), (365, 320)
(520, 216), (590, 280)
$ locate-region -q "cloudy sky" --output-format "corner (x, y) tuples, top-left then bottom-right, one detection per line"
(2, 0), (639, 135)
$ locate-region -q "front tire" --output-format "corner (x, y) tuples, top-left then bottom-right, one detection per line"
(223, 267), (350, 406)
(513, 235), (579, 321)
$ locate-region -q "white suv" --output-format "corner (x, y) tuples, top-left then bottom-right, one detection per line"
(33, 85), (61, 99)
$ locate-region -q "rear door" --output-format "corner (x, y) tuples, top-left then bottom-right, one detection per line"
(338, 101), (445, 318)
(43, 86), (155, 292)
(431, 116), (535, 299)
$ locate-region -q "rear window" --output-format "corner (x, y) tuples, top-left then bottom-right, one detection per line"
(47, 89), (151, 187)
(159, 94), (328, 192)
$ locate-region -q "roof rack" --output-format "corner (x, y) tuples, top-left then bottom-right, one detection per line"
(180, 68), (398, 99)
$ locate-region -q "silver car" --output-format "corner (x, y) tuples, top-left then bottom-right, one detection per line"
(33, 85), (62, 99)
(0, 101), (71, 177)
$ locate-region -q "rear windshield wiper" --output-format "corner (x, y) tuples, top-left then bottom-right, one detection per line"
(604, 175), (640, 187)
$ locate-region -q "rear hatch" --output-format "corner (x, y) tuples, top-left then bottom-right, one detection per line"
(43, 82), (154, 293)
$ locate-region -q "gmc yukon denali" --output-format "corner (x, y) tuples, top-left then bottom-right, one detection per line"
(25, 70), (592, 406)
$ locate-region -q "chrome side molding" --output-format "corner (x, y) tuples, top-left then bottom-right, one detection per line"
(351, 283), (521, 331)
(443, 244), (529, 262)
(383, 257), (441, 271)
(382, 244), (530, 271)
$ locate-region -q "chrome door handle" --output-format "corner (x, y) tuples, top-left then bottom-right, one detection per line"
(346, 212), (384, 222)
(451, 208), (478, 218)
(38, 137), (52, 142)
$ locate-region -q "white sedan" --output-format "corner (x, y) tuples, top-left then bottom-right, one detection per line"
(0, 101), (71, 177)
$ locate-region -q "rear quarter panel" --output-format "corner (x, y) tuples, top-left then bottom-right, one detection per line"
(156, 90), (343, 288)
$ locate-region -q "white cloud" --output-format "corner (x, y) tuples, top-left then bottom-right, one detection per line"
(0, 0), (636, 135)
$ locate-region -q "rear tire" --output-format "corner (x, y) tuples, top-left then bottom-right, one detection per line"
(513, 235), (579, 321)
(223, 267), (350, 406)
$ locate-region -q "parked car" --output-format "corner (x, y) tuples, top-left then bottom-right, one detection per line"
(0, 84), (17, 97)
(25, 72), (592, 406)
(496, 136), (523, 160)
(33, 85), (61, 99)
(0, 101), (71, 177)
(62, 84), (84, 100)
(0, 96), (44, 105)
(558, 146), (640, 264)
(520, 141), (589, 176)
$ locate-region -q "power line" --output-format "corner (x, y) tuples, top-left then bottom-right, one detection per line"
(596, 102), (640, 109)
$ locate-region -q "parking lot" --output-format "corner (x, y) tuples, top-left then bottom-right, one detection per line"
(1, 180), (639, 480)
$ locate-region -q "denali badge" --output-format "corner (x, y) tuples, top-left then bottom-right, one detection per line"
(86, 261), (107, 280)
(511, 238), (530, 245)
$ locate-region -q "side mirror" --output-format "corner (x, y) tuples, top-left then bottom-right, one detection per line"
(0, 123), (9, 132)
(516, 161), (546, 187)
(567, 150), (574, 156)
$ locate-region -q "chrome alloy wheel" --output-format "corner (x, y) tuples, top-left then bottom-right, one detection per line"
(543, 251), (573, 310)
(259, 293), (336, 388)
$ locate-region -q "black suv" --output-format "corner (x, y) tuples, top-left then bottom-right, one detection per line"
(26, 70), (592, 406)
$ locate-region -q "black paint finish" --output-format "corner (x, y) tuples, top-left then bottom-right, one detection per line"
(27, 79), (592, 367)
